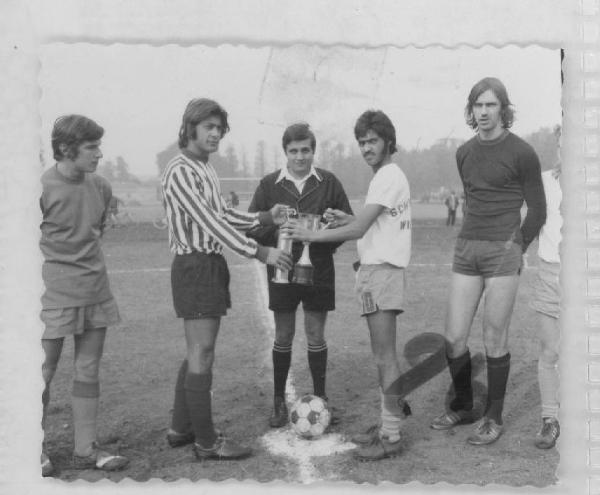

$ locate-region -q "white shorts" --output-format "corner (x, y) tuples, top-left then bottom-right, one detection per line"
(355, 264), (406, 316)
(41, 298), (121, 339)
(530, 260), (560, 319)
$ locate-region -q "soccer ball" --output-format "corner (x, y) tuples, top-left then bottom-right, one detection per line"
(290, 394), (331, 439)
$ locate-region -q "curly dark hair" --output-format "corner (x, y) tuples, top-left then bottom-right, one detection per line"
(354, 110), (397, 154)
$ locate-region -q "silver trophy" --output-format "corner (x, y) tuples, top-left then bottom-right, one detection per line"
(291, 213), (322, 286)
(272, 207), (297, 284)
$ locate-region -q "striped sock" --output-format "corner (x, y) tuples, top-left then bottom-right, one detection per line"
(273, 342), (292, 399)
(308, 342), (328, 398)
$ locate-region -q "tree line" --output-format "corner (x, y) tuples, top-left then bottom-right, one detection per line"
(147, 126), (560, 198)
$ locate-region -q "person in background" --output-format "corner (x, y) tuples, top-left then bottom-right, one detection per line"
(531, 125), (562, 449)
(444, 190), (459, 226)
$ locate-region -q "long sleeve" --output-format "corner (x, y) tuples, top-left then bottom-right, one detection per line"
(164, 163), (259, 258)
(519, 148), (547, 252)
(247, 180), (279, 247)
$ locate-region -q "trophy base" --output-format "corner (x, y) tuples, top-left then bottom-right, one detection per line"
(292, 264), (313, 285)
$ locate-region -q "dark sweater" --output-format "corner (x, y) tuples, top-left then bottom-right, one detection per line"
(456, 131), (546, 252)
(247, 167), (353, 259)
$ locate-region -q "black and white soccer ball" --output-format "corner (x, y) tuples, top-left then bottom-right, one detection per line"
(290, 394), (331, 439)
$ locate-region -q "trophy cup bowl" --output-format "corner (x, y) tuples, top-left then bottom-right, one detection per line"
(272, 207), (297, 284)
(291, 213), (322, 286)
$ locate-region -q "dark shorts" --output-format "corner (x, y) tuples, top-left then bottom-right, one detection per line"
(452, 238), (523, 278)
(266, 257), (335, 312)
(171, 252), (231, 319)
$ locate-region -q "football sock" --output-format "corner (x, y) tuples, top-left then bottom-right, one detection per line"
(380, 389), (410, 442)
(307, 342), (328, 398)
(538, 358), (559, 419)
(185, 372), (217, 448)
(273, 342), (292, 399)
(71, 380), (100, 456)
(485, 353), (511, 425)
(447, 349), (473, 411)
(171, 359), (191, 433)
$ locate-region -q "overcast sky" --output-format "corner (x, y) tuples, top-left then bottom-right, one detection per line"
(38, 44), (562, 177)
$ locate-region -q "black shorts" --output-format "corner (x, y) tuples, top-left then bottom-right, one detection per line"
(266, 256), (335, 312)
(171, 252), (231, 319)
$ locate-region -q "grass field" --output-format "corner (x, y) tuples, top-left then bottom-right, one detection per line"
(42, 203), (559, 487)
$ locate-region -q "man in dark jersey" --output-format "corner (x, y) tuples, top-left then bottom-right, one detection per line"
(430, 78), (546, 445)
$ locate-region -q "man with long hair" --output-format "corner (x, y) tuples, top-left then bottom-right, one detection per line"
(285, 110), (412, 461)
(430, 77), (546, 445)
(161, 98), (292, 461)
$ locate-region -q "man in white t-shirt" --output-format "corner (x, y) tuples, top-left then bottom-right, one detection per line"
(530, 158), (562, 449)
(285, 110), (412, 461)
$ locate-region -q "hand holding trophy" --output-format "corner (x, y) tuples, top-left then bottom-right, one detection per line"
(272, 207), (297, 284)
(291, 213), (323, 285)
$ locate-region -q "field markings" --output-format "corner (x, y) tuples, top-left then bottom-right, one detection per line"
(251, 260), (355, 484)
(107, 262), (459, 275)
(107, 261), (543, 277)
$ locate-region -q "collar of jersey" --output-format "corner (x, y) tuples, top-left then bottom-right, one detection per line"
(275, 166), (322, 184)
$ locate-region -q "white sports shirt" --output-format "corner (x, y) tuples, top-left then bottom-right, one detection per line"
(357, 163), (412, 267)
(538, 169), (562, 263)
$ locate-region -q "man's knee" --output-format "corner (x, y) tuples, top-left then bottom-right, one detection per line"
(275, 328), (295, 347)
(74, 352), (102, 383)
(304, 326), (325, 347)
(187, 343), (216, 373)
(42, 362), (59, 385)
(444, 333), (469, 357)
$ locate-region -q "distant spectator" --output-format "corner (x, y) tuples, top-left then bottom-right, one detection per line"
(229, 190), (239, 208)
(444, 190), (459, 226)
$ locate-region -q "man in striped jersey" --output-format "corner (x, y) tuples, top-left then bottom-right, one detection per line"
(162, 98), (293, 461)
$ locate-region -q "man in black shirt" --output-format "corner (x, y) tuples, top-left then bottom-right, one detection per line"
(430, 78), (546, 445)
